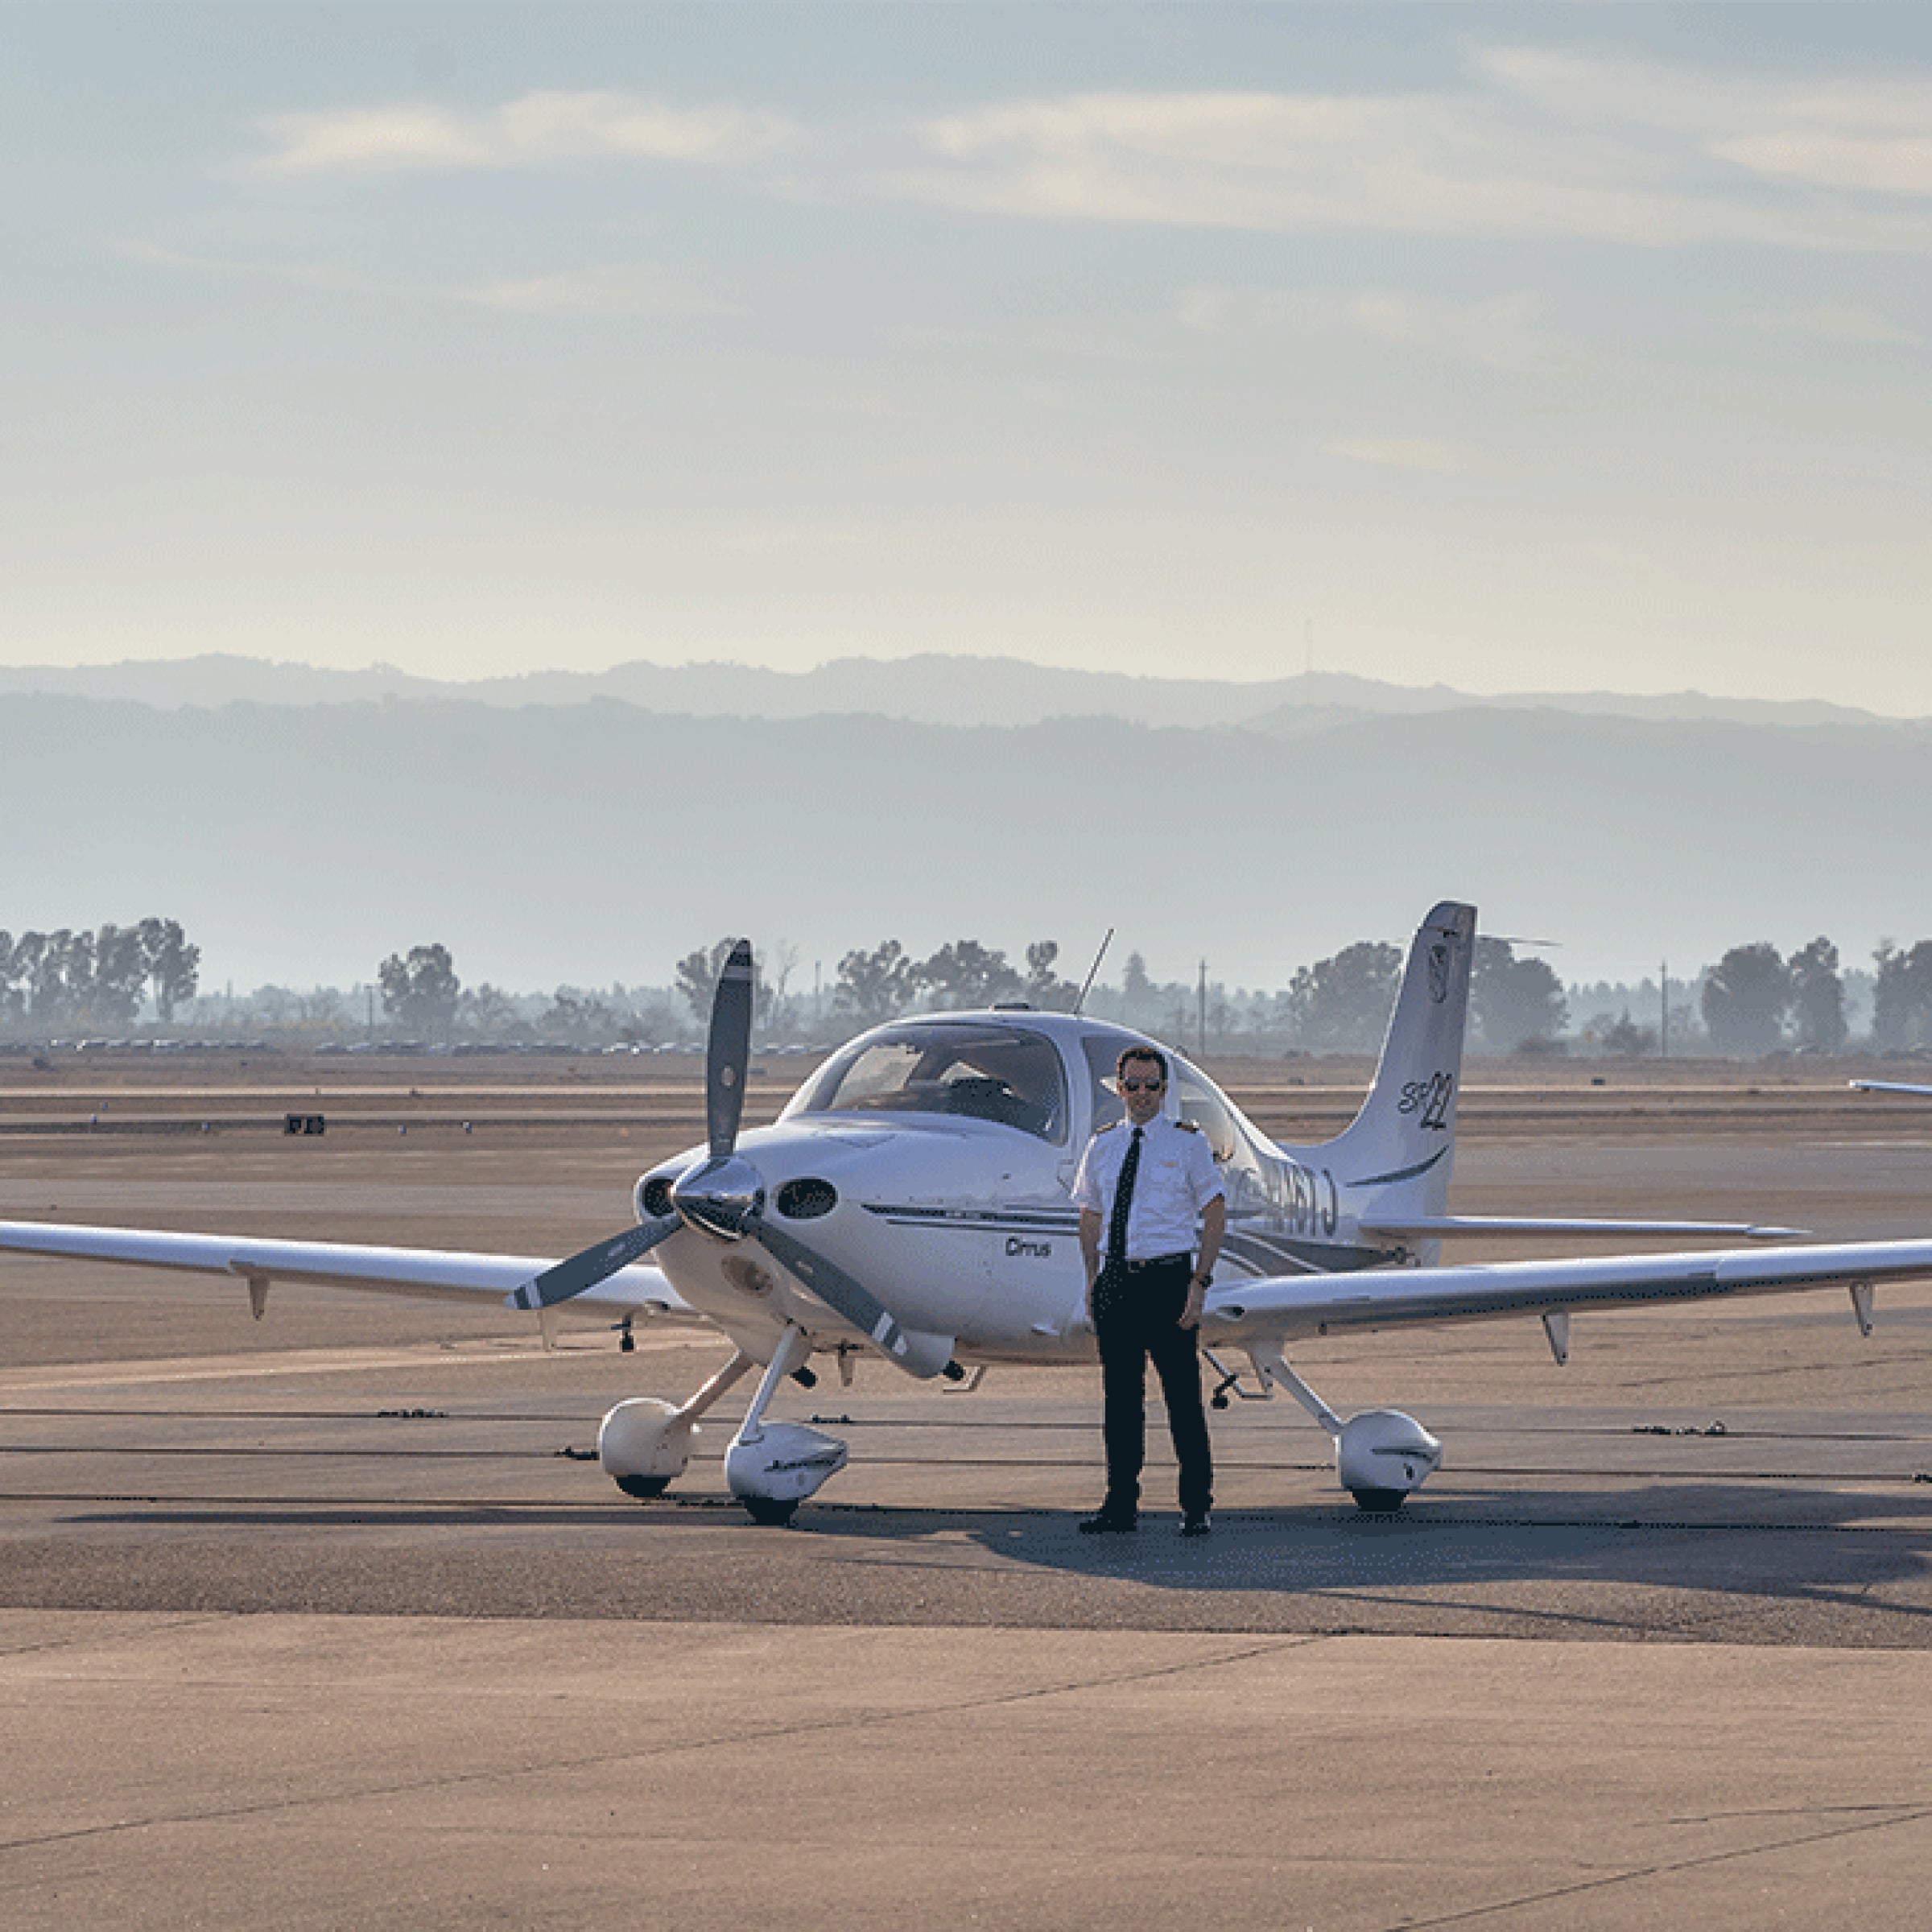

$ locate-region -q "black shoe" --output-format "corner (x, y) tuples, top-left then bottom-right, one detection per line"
(1077, 1511), (1137, 1535)
(1180, 1514), (1212, 1538)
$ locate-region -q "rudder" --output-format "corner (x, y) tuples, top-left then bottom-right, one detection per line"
(1311, 901), (1476, 1239)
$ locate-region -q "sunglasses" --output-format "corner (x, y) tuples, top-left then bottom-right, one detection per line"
(1120, 1076), (1165, 1092)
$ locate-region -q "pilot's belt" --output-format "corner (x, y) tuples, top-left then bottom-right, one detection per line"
(1117, 1251), (1191, 1272)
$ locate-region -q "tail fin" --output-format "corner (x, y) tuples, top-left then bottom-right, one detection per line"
(1298, 902), (1476, 1258)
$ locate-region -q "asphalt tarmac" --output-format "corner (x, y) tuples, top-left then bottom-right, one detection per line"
(4, 1078), (1932, 1927)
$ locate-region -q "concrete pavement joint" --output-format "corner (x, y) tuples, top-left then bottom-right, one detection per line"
(0, 1629), (1319, 1858)
(1380, 1801), (1932, 1930)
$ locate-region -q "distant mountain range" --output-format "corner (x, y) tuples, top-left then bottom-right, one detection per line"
(4, 667), (1928, 996)
(0, 653), (1912, 734)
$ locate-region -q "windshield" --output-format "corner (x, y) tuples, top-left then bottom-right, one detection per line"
(788, 1022), (1068, 1141)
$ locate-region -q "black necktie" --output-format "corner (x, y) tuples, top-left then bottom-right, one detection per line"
(1106, 1128), (1143, 1266)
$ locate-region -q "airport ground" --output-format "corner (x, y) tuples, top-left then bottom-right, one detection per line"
(3, 1055), (1932, 1927)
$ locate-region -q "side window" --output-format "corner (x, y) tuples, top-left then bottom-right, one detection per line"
(1080, 1036), (1127, 1133)
(1172, 1067), (1238, 1165)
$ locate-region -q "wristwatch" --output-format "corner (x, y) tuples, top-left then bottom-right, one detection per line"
(1191, 1270), (1213, 1288)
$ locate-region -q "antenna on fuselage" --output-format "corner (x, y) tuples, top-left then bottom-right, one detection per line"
(1073, 927), (1113, 1016)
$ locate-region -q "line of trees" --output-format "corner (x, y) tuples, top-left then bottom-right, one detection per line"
(13, 916), (1932, 1060)
(0, 920), (199, 1031)
(1698, 935), (1932, 1055)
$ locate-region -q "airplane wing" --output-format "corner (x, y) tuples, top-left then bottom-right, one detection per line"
(0, 1220), (709, 1325)
(1204, 1236), (1932, 1344)
(1850, 1080), (1932, 1097)
(1359, 1215), (1802, 1241)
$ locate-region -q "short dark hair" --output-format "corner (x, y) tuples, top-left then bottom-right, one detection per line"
(1116, 1044), (1168, 1084)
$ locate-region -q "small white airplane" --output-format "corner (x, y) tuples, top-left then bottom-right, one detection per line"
(6, 901), (1931, 1525)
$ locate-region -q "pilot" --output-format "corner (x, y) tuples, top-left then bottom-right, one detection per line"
(1071, 1044), (1225, 1538)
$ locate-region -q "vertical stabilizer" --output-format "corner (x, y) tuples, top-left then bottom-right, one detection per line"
(1305, 902), (1476, 1258)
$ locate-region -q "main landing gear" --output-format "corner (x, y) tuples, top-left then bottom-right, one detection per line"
(1203, 1343), (1443, 1512)
(597, 1323), (849, 1525)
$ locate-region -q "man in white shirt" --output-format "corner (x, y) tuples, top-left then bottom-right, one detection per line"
(1071, 1044), (1226, 1536)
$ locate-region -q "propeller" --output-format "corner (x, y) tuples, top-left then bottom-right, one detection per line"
(506, 939), (753, 1311)
(706, 939), (753, 1158)
(506, 1215), (681, 1312)
(506, 941), (927, 1360)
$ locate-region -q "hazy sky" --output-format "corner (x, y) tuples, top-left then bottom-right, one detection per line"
(7, 3), (1931, 711)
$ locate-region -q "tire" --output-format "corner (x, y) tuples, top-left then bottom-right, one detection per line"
(613, 1474), (672, 1500)
(741, 1496), (799, 1527)
(1351, 1488), (1407, 1514)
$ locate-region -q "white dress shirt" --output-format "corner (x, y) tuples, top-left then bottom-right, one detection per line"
(1071, 1112), (1225, 1261)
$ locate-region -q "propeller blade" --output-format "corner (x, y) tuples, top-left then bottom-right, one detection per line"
(506, 1215), (680, 1311)
(748, 1216), (923, 1364)
(707, 939), (754, 1159)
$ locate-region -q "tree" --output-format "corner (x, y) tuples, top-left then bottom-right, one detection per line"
(1119, 952), (1158, 1026)
(1788, 937), (1847, 1051)
(540, 987), (621, 1044)
(1872, 940), (1932, 1051)
(1285, 940), (1402, 1051)
(675, 938), (771, 1029)
(1600, 1010), (1657, 1057)
(378, 943), (460, 1039)
(1023, 940), (1079, 1012)
(1702, 943), (1789, 1055)
(460, 983), (526, 1041)
(19, 930), (93, 1031)
(91, 923), (149, 1028)
(914, 939), (1022, 1010)
(1470, 938), (1568, 1053)
(138, 918), (200, 1025)
(832, 940), (915, 1030)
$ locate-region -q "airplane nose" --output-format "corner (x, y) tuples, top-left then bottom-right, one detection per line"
(671, 1152), (766, 1241)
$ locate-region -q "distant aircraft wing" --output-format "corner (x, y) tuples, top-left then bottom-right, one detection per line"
(0, 1220), (709, 1325)
(1204, 1237), (1932, 1344)
(1850, 1080), (1932, 1097)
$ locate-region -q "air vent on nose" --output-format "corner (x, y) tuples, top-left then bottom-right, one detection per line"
(775, 1178), (838, 1220)
(639, 1175), (678, 1220)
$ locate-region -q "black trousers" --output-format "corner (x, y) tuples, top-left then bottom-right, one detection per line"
(1093, 1255), (1213, 1520)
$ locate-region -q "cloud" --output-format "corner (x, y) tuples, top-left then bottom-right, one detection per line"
(456, 267), (740, 319)
(1180, 285), (1563, 375)
(886, 51), (1932, 253)
(1480, 47), (1932, 200)
(1324, 437), (1460, 473)
(1748, 305), (1926, 349)
(122, 239), (737, 324)
(254, 91), (794, 175)
(1713, 134), (1932, 199)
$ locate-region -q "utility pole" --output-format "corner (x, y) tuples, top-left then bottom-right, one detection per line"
(1660, 960), (1668, 1060)
(1198, 959), (1208, 1061)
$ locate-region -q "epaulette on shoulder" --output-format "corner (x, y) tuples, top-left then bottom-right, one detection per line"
(1095, 1119), (1121, 1133)
(1174, 1117), (1199, 1133)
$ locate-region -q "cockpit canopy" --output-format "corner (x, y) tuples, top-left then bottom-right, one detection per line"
(786, 1021), (1069, 1141)
(782, 1014), (1262, 1174)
